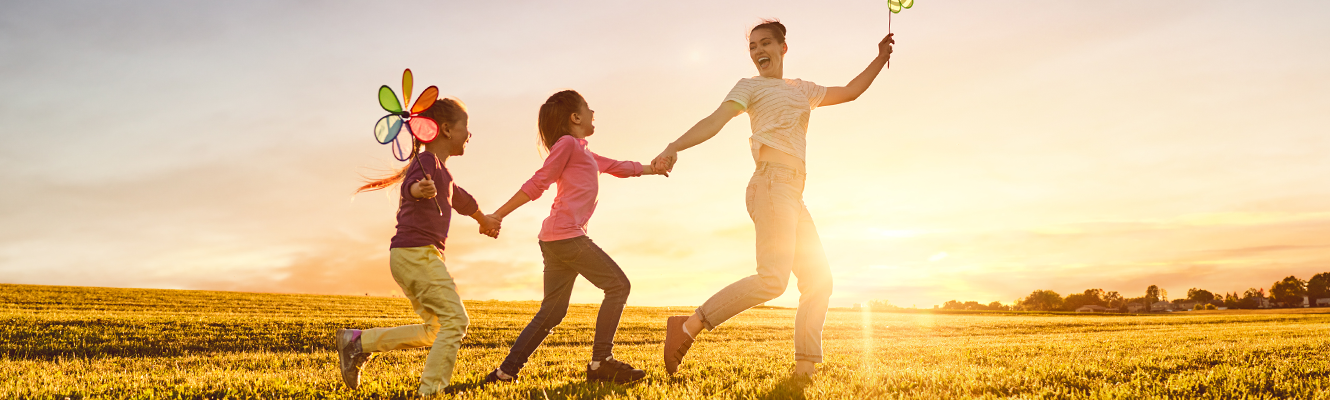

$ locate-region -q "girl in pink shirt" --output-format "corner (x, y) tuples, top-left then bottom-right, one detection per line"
(483, 90), (666, 384)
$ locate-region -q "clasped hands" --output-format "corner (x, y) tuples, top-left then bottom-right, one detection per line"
(478, 213), (501, 239)
(651, 148), (678, 176)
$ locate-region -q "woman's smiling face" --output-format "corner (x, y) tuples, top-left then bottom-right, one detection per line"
(748, 28), (787, 78)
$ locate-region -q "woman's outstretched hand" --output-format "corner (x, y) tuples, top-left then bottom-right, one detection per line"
(878, 33), (895, 61)
(652, 149), (678, 175)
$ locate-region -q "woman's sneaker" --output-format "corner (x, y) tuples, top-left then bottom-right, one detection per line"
(586, 357), (645, 384)
(663, 316), (694, 374)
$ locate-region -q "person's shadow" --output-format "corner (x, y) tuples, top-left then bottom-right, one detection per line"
(445, 378), (641, 399)
(752, 375), (811, 400)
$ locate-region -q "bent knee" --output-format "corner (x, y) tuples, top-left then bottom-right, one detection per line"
(604, 278), (631, 298)
(756, 276), (789, 299)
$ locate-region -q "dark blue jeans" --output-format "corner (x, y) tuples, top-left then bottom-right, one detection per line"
(499, 236), (631, 375)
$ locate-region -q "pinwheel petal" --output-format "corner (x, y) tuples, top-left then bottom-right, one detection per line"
(379, 86), (403, 113)
(391, 127), (412, 161)
(889, 0), (902, 13)
(409, 116), (439, 143)
(374, 114), (403, 144)
(411, 86), (439, 114)
(902, 0), (914, 9)
(402, 69), (414, 113)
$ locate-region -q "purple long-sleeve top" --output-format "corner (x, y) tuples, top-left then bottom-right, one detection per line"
(390, 151), (479, 250)
(520, 135), (642, 242)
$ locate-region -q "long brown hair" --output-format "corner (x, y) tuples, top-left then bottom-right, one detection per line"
(537, 90), (585, 154)
(356, 97), (468, 193)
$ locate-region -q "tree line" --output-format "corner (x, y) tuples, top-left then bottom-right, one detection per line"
(933, 272), (1330, 312)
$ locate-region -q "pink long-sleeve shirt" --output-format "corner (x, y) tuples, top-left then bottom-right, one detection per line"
(521, 135), (643, 242)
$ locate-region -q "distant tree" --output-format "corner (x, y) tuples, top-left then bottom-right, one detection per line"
(1104, 291), (1124, 309)
(941, 300), (963, 310)
(1063, 293), (1090, 311)
(1063, 289), (1109, 311)
(1308, 272), (1330, 307)
(1018, 290), (1064, 311)
(1204, 303), (1217, 310)
(868, 299), (900, 310)
(1270, 276), (1307, 307)
(987, 301), (1008, 311)
(1145, 285), (1162, 311)
(1241, 288), (1267, 309)
(1186, 288), (1216, 303)
(1224, 292), (1241, 309)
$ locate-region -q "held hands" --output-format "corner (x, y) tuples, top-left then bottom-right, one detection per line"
(412, 174), (437, 199)
(878, 33), (895, 61)
(479, 214), (501, 238)
(651, 148), (678, 176)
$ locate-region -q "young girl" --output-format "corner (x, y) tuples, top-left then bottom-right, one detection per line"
(654, 20), (894, 378)
(337, 97), (501, 395)
(483, 90), (666, 384)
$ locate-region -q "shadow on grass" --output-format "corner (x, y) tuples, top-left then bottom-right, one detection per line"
(522, 379), (640, 400)
(753, 375), (811, 400)
(446, 376), (644, 399)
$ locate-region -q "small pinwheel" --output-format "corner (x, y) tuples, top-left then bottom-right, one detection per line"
(373, 68), (445, 215)
(374, 69), (440, 161)
(886, 0), (915, 68)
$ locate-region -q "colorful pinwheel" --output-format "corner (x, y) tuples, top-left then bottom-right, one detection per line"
(374, 69), (441, 161)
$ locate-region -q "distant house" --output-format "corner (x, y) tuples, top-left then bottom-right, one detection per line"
(1175, 301), (1199, 311)
(1127, 302), (1147, 313)
(1319, 298), (1330, 307)
(1150, 301), (1174, 312)
(1105, 307), (1121, 312)
(1075, 305), (1108, 313)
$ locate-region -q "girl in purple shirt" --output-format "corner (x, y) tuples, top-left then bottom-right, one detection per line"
(336, 98), (501, 395)
(483, 90), (667, 384)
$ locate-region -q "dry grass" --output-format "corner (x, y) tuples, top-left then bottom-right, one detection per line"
(3, 283), (1329, 399)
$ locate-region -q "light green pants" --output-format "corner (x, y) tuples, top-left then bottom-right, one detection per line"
(360, 246), (470, 395)
(695, 161), (833, 363)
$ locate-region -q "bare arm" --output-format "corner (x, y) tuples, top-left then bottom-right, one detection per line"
(652, 101), (745, 172)
(821, 33), (894, 107)
(490, 190), (531, 220)
(469, 209), (501, 238)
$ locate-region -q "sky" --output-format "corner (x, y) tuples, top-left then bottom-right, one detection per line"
(2, 0), (1329, 308)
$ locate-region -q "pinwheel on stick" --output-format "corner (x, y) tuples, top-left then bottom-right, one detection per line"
(372, 68), (444, 215)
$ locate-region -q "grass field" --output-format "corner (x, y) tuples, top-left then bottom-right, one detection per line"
(3, 284), (1330, 399)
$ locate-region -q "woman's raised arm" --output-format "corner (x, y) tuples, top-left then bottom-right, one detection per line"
(652, 101), (745, 173)
(821, 33), (894, 107)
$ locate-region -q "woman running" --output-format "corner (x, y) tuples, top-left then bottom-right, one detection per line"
(654, 19), (894, 378)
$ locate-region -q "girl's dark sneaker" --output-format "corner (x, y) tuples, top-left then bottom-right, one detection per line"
(483, 368), (516, 385)
(587, 358), (645, 383)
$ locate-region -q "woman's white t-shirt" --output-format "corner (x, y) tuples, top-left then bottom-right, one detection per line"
(723, 77), (827, 162)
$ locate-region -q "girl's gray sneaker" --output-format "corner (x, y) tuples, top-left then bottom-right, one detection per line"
(336, 329), (373, 389)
